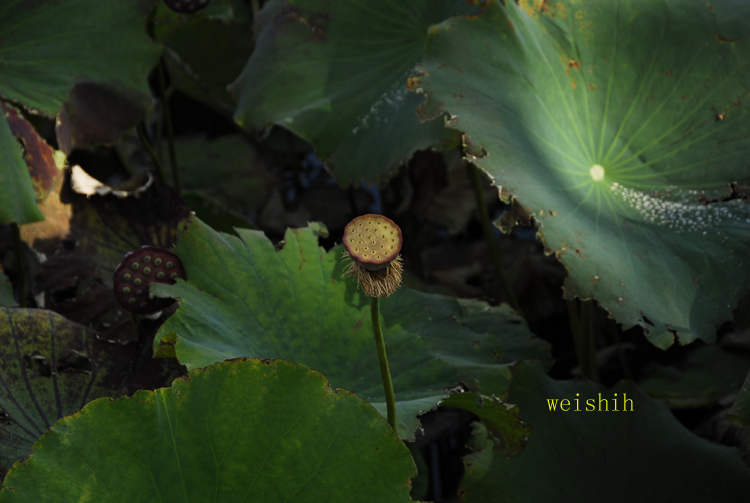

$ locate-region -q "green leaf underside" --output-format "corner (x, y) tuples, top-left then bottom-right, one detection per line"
(0, 0), (158, 224)
(0, 359), (416, 503)
(439, 393), (529, 457)
(0, 309), (126, 475)
(418, 0), (750, 347)
(640, 345), (750, 408)
(152, 216), (551, 439)
(0, 273), (15, 307)
(460, 363), (750, 503)
(231, 0), (476, 184)
(0, 114), (44, 224)
(728, 370), (750, 430)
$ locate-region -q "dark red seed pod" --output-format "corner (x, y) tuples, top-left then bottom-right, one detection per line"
(163, 0), (210, 14)
(113, 246), (186, 314)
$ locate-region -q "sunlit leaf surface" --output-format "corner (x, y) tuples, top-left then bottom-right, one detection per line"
(419, 0), (750, 346)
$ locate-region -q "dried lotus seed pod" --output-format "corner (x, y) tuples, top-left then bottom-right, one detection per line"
(113, 246), (186, 314)
(164, 0), (210, 14)
(342, 214), (402, 271)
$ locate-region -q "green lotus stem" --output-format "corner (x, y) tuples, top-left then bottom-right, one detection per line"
(158, 59), (180, 193)
(568, 299), (599, 383)
(136, 122), (166, 183)
(612, 322), (632, 380)
(371, 297), (397, 435)
(468, 163), (523, 315)
(11, 223), (26, 307)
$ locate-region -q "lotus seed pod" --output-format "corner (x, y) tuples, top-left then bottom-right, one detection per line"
(342, 214), (402, 271)
(113, 246), (186, 314)
(163, 0), (210, 14)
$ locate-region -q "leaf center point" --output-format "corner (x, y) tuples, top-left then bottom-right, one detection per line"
(589, 164), (605, 182)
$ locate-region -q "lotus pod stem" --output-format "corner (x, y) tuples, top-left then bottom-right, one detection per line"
(342, 214), (401, 435)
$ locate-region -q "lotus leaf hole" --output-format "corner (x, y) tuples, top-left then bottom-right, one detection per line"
(133, 278), (142, 286)
(157, 272), (165, 279)
(143, 267), (152, 275)
(154, 258), (163, 266)
(170, 273), (178, 279)
(143, 256), (151, 263)
(128, 298), (136, 304)
(166, 261), (174, 268)
(136, 289), (143, 296)
(122, 287), (131, 294)
(589, 164), (605, 181)
(123, 273), (131, 281)
(131, 262), (140, 270)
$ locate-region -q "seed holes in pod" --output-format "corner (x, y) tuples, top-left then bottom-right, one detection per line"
(157, 272), (165, 279)
(123, 273), (131, 281)
(128, 298), (136, 305)
(140, 302), (147, 309)
(166, 261), (173, 268)
(154, 258), (162, 266)
(170, 273), (177, 279)
(131, 262), (140, 270)
(122, 287), (131, 294)
(143, 256), (151, 263)
(143, 267), (151, 275)
(133, 278), (142, 286)
(136, 289), (143, 296)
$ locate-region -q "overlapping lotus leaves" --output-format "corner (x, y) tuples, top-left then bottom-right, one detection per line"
(0, 359), (416, 503)
(231, 0), (477, 184)
(459, 363), (750, 502)
(0, 0), (159, 224)
(152, 216), (551, 439)
(417, 0), (750, 347)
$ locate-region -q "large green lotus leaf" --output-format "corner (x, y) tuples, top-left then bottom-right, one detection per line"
(0, 308), (180, 477)
(0, 358), (416, 503)
(230, 0), (475, 184)
(460, 363), (750, 503)
(152, 216), (551, 438)
(0, 0), (159, 224)
(417, 0), (750, 347)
